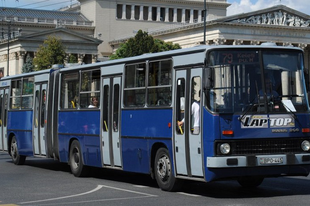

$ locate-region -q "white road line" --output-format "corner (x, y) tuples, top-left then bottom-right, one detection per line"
(177, 192), (201, 197)
(100, 185), (157, 197)
(20, 184), (157, 205)
(26, 196), (155, 206)
(20, 185), (104, 204)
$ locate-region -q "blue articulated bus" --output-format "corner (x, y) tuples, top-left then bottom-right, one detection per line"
(1, 44), (310, 191)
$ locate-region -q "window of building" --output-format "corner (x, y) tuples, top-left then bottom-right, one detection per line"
(143, 6), (148, 20)
(169, 8), (174, 22)
(126, 5), (131, 19)
(116, 4), (123, 19)
(134, 6), (140, 20)
(152, 7), (157, 21)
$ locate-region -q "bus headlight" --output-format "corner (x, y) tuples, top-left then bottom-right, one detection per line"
(301, 140), (310, 152)
(220, 143), (231, 155)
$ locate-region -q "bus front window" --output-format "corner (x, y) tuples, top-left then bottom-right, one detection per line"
(206, 49), (308, 114)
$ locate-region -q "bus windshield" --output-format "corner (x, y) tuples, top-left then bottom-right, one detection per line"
(206, 49), (308, 114)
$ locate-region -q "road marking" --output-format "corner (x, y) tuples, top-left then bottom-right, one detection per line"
(177, 192), (201, 197)
(19, 184), (157, 205)
(100, 185), (157, 197)
(20, 185), (103, 205)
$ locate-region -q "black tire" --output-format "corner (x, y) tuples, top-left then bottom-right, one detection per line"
(154, 148), (182, 191)
(237, 176), (264, 188)
(10, 136), (26, 165)
(69, 140), (88, 177)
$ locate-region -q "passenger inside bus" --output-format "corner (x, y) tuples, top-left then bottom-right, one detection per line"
(88, 96), (99, 108)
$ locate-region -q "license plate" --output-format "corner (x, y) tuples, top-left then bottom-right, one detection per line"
(259, 157), (284, 165)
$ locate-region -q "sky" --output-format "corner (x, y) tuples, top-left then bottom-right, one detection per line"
(1, 0), (310, 16)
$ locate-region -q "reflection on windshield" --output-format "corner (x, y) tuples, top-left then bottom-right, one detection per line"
(206, 49), (308, 113)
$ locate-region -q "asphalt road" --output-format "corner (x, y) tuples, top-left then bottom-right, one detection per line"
(1, 151), (310, 206)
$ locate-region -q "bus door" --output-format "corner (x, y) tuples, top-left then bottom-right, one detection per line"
(33, 83), (47, 155)
(0, 88), (9, 151)
(101, 76), (122, 167)
(174, 68), (203, 177)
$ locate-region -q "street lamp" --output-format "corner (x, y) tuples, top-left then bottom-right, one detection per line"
(203, 0), (206, 44)
(7, 20), (10, 76)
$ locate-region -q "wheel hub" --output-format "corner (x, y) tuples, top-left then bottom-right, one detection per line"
(157, 155), (171, 181)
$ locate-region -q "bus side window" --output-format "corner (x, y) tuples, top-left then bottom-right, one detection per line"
(124, 63), (146, 107)
(10, 80), (22, 109)
(60, 72), (79, 109)
(176, 78), (185, 134)
(80, 70), (100, 109)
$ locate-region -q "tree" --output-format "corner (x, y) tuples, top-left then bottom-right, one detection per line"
(110, 30), (181, 59)
(33, 35), (66, 71)
(22, 54), (34, 73)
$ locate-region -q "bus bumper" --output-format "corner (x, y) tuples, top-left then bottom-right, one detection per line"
(207, 154), (310, 168)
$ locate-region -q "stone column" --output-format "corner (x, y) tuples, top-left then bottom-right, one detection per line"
(18, 51), (26, 73)
(282, 42), (293, 47)
(78, 54), (85, 64)
(181, 9), (185, 23)
(190, 9), (194, 23)
(165, 7), (169, 22)
(233, 40), (243, 45)
(64, 53), (70, 64)
(214, 38), (226, 45)
(156, 6), (161, 21)
(92, 54), (98, 63)
(251, 40), (260, 45)
(148, 6), (152, 21)
(298, 43), (308, 50)
(131, 5), (135, 20)
(139, 5), (144, 20)
(173, 8), (177, 22)
(122, 4), (126, 20)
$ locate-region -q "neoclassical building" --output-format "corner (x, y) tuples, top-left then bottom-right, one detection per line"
(0, 0), (228, 76)
(1, 1), (310, 76)
(109, 4), (310, 71)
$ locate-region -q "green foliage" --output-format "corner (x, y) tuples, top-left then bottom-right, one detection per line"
(22, 54), (34, 73)
(68, 54), (78, 63)
(110, 30), (181, 60)
(33, 35), (66, 71)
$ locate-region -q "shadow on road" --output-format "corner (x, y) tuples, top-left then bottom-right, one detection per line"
(3, 151), (310, 198)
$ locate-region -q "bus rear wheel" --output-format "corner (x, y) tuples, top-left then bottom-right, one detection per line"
(237, 176), (264, 188)
(69, 140), (88, 177)
(154, 148), (181, 191)
(10, 136), (26, 165)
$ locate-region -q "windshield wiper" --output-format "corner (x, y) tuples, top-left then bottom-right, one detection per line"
(281, 100), (297, 119)
(238, 97), (258, 123)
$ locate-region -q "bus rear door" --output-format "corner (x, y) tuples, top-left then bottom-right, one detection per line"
(101, 76), (122, 167)
(0, 87), (9, 151)
(33, 80), (48, 156)
(174, 68), (203, 177)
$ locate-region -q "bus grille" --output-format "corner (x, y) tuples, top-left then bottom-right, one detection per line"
(216, 139), (309, 155)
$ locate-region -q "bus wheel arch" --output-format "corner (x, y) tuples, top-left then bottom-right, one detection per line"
(69, 139), (89, 177)
(9, 134), (26, 165)
(153, 146), (182, 191)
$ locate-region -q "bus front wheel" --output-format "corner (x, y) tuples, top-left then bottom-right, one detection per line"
(10, 136), (26, 165)
(154, 148), (181, 191)
(69, 140), (88, 177)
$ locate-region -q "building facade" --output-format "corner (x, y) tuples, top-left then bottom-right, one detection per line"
(1, 1), (310, 76)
